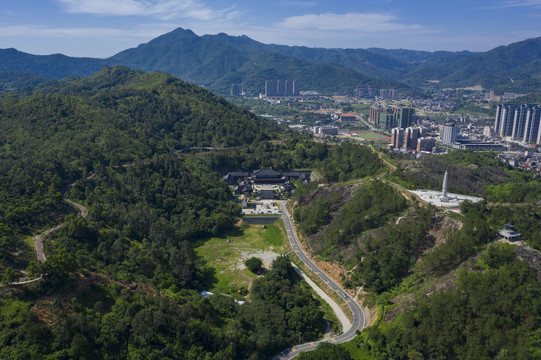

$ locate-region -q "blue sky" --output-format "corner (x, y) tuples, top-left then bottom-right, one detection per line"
(2, 0), (541, 57)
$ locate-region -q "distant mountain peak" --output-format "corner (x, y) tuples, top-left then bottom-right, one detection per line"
(166, 27), (197, 38)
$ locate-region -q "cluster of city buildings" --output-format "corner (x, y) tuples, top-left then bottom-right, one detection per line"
(390, 126), (435, 152)
(410, 97), (457, 112)
(369, 105), (416, 130)
(388, 121), (508, 154)
(498, 151), (541, 173)
(485, 90), (521, 102)
(264, 80), (300, 97)
(354, 86), (398, 99)
(436, 123), (507, 151)
(494, 104), (541, 145)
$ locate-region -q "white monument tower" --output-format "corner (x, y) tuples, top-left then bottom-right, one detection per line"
(440, 170), (450, 201)
(411, 169), (483, 208)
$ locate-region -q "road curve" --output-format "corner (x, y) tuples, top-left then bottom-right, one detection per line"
(33, 198), (89, 264)
(34, 224), (64, 263)
(274, 202), (366, 359)
(64, 198), (88, 218)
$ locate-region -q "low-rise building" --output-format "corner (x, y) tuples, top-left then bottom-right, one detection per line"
(340, 113), (357, 121)
(252, 169), (283, 184)
(498, 224), (521, 241)
(451, 141), (506, 151)
(313, 125), (339, 136)
(257, 190), (276, 200)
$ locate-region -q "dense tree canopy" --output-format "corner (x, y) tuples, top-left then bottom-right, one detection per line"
(359, 244), (541, 360)
(0, 68), (330, 360)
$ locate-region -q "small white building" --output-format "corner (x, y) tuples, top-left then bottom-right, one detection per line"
(498, 224), (521, 241)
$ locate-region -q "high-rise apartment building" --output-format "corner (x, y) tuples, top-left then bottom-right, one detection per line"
(405, 127), (421, 149)
(285, 80), (294, 97)
(292, 80), (300, 96)
(523, 105), (541, 144)
(495, 104), (517, 137)
(511, 104), (530, 139)
(369, 105), (382, 124)
(398, 107), (415, 129)
(230, 84), (242, 96)
(265, 79), (300, 97)
(494, 103), (541, 144)
(441, 123), (458, 145)
(354, 86), (366, 98)
(265, 80), (276, 97)
(370, 106), (414, 129)
(277, 80), (285, 96)
(391, 128), (405, 149)
(379, 113), (397, 129)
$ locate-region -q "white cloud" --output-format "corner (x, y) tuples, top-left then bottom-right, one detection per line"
(279, 1), (319, 8)
(0, 24), (154, 39)
(277, 12), (425, 33)
(0, 23), (183, 57)
(55, 0), (223, 20)
(489, 0), (541, 9)
(226, 10), (245, 21)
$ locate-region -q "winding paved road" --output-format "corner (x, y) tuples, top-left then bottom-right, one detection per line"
(274, 202), (366, 359)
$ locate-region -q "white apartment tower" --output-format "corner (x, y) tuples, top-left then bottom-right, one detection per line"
(495, 103), (541, 144)
(441, 123), (458, 145)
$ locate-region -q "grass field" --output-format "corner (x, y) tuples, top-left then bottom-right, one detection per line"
(24, 236), (35, 251)
(194, 219), (288, 296)
(350, 131), (391, 141)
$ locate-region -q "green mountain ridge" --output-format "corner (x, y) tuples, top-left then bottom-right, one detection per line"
(0, 48), (105, 79)
(404, 37), (541, 91)
(2, 27), (541, 94)
(107, 27), (405, 94)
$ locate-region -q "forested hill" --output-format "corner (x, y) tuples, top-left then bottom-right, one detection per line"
(2, 66), (277, 164)
(0, 66), (335, 359)
(0, 66), (279, 243)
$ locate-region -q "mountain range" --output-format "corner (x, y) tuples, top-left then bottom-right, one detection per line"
(1, 27), (541, 95)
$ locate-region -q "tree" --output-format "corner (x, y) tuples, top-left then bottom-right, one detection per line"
(297, 342), (352, 360)
(267, 255), (298, 282)
(245, 257), (263, 274)
(42, 247), (78, 284)
(1, 267), (17, 284)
